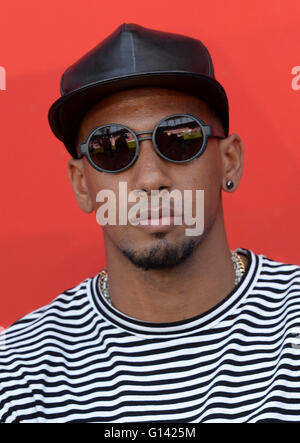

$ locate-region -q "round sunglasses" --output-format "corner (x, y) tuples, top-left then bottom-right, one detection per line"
(78, 113), (225, 173)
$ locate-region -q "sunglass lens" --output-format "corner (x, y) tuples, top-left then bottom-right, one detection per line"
(88, 125), (137, 171)
(155, 115), (204, 162)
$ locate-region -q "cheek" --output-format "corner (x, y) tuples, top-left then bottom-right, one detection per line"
(199, 144), (223, 193)
(184, 156), (222, 195)
(203, 158), (223, 220)
(182, 154), (222, 219)
(84, 168), (130, 229)
(83, 161), (117, 208)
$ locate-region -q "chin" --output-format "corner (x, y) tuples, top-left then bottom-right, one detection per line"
(120, 236), (198, 271)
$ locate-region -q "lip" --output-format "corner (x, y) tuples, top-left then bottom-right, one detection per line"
(141, 206), (182, 220)
(137, 216), (182, 231)
(129, 207), (183, 231)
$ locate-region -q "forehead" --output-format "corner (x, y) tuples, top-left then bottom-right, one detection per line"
(77, 87), (214, 137)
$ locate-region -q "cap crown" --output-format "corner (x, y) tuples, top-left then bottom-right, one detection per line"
(61, 23), (215, 95)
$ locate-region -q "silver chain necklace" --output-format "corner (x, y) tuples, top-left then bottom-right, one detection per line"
(99, 250), (246, 306)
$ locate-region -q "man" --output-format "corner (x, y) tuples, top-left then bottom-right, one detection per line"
(0, 23), (299, 423)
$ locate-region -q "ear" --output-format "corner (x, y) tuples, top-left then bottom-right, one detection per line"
(67, 158), (94, 213)
(219, 133), (245, 192)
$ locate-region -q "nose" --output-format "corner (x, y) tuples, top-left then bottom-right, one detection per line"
(130, 137), (173, 194)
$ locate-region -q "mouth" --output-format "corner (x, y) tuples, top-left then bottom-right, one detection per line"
(130, 206), (183, 230)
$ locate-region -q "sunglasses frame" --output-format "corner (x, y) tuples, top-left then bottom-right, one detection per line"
(78, 113), (225, 173)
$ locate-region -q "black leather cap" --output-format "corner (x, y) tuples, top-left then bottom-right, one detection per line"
(48, 23), (229, 158)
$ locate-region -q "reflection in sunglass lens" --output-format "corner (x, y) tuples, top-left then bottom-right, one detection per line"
(88, 125), (137, 171)
(155, 115), (204, 162)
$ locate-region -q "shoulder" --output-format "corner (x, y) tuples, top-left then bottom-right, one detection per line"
(258, 251), (300, 284)
(237, 247), (300, 306)
(0, 275), (95, 357)
(239, 247), (300, 282)
(243, 249), (300, 321)
(0, 274), (100, 423)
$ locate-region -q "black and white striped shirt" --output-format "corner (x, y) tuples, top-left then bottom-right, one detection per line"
(1, 247), (300, 423)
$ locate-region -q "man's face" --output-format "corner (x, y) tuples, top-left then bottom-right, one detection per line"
(72, 87), (231, 270)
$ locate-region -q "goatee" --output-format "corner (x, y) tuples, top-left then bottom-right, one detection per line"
(120, 234), (197, 270)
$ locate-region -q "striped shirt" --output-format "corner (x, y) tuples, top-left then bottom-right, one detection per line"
(1, 247), (300, 423)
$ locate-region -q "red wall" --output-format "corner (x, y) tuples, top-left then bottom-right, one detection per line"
(0, 0), (299, 328)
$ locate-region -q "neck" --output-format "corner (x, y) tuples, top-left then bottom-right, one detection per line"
(102, 211), (249, 323)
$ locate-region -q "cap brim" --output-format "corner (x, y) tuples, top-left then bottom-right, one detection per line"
(48, 72), (229, 158)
